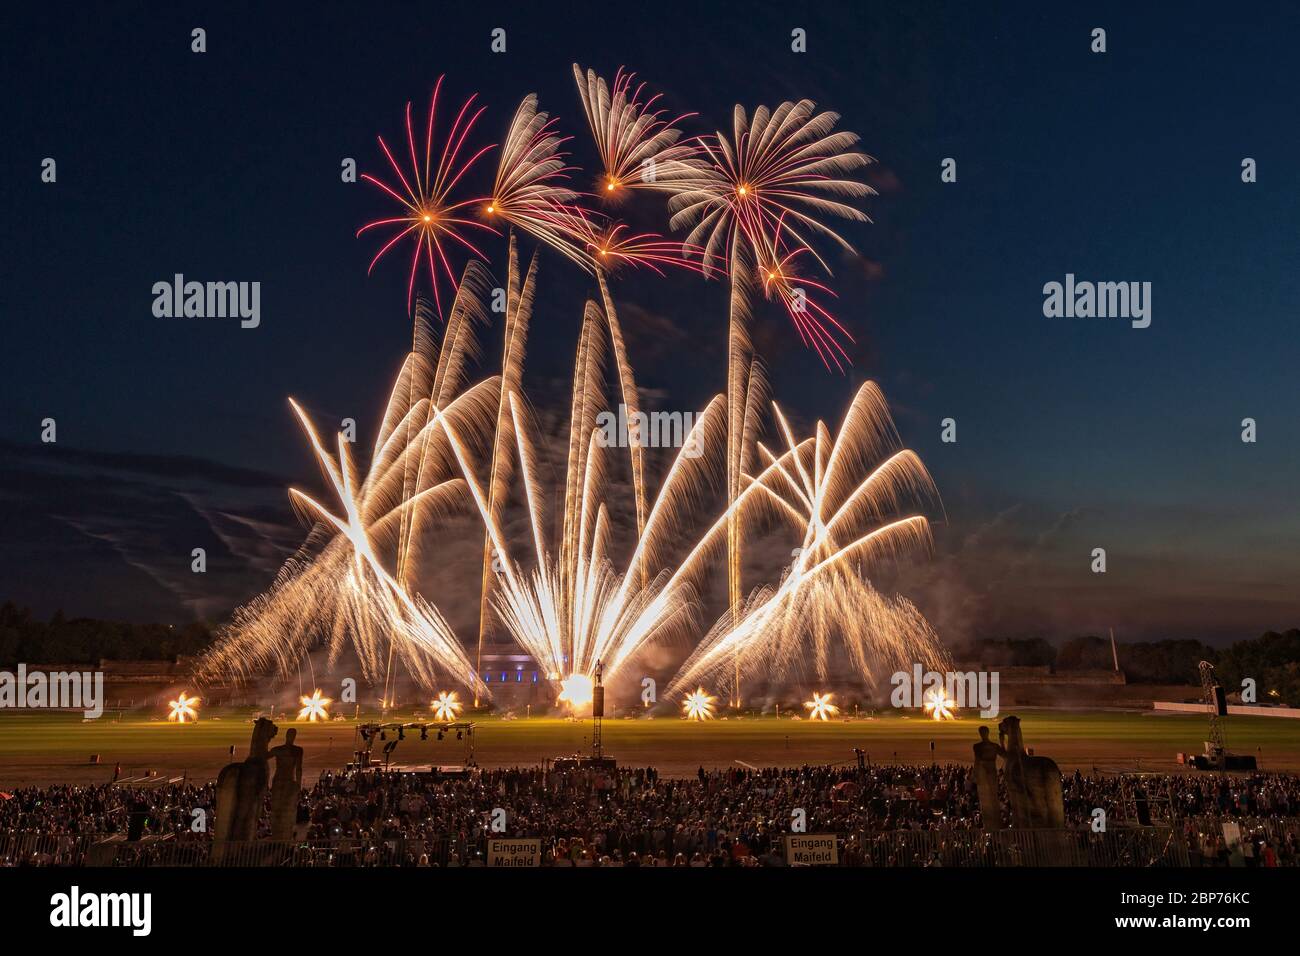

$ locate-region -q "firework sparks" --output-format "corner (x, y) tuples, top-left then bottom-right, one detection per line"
(557, 674), (595, 710)
(563, 209), (709, 277)
(168, 692), (199, 723)
(663, 96), (875, 702)
(297, 688), (331, 722)
(484, 94), (587, 267)
(666, 381), (948, 700)
(668, 98), (873, 278)
(358, 76), (498, 315)
(436, 300), (728, 703)
(804, 691), (839, 722)
(197, 279), (498, 698)
(572, 64), (700, 198)
(683, 688), (716, 721)
(924, 686), (956, 721)
(755, 217), (853, 372)
(431, 690), (462, 721)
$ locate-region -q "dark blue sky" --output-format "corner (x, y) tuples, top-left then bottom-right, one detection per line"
(2, 1), (1297, 644)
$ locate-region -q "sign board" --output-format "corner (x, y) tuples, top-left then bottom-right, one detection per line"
(487, 838), (542, 867)
(784, 833), (838, 866)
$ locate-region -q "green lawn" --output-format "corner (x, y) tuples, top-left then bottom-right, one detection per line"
(1, 708), (1296, 786)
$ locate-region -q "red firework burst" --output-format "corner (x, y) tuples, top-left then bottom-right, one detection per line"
(755, 218), (854, 372)
(562, 207), (710, 276)
(358, 76), (499, 316)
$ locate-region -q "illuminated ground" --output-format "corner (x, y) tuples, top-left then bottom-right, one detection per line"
(2, 708), (1298, 786)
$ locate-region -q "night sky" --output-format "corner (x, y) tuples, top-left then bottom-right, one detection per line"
(2, 1), (1297, 645)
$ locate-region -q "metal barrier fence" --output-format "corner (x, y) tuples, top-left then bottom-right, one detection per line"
(0, 826), (1207, 867)
(8, 819), (1300, 867)
(845, 826), (1188, 867)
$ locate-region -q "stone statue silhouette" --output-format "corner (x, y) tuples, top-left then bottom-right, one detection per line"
(998, 715), (1064, 828)
(972, 725), (1006, 830)
(213, 717), (278, 859)
(268, 728), (304, 841)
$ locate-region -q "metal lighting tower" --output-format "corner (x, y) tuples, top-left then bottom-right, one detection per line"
(591, 660), (604, 760)
(1199, 660), (1227, 756)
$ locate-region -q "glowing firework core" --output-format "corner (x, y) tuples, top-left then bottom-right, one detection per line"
(298, 689), (331, 722)
(805, 691), (839, 722)
(432, 691), (462, 721)
(558, 673), (595, 710)
(924, 686), (956, 721)
(168, 692), (200, 723)
(683, 688), (716, 721)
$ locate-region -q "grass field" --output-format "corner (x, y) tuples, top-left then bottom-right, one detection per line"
(2, 707), (1298, 786)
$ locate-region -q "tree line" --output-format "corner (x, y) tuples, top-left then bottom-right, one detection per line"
(0, 602), (213, 665)
(953, 631), (1300, 705)
(2, 601), (1296, 706)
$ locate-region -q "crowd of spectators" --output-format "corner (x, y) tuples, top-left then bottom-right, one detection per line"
(3, 763), (1298, 866)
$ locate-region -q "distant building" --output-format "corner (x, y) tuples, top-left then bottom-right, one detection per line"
(477, 644), (545, 710)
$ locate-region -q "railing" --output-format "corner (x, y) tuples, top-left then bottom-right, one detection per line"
(4, 822), (1296, 868)
(844, 826), (1188, 867)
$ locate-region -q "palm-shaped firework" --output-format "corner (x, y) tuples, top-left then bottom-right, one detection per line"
(669, 99), (874, 274)
(572, 64), (700, 198)
(664, 96), (875, 701)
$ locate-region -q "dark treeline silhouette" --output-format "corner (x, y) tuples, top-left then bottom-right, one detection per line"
(955, 631), (1300, 704)
(0, 602), (212, 665)
(1, 601), (1296, 705)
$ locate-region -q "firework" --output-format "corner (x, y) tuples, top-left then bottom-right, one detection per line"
(438, 300), (728, 706)
(663, 97), (873, 699)
(924, 685), (956, 721)
(562, 209), (708, 277)
(198, 275), (499, 697)
(431, 690), (462, 721)
(804, 691), (839, 721)
(667, 98), (873, 276)
(683, 688), (716, 721)
(666, 381), (948, 700)
(755, 217), (854, 372)
(168, 692), (199, 723)
(572, 65), (700, 198)
(358, 77), (498, 315)
(484, 94), (588, 267)
(474, 237), (538, 702)
(558, 674), (595, 710)
(297, 689), (331, 722)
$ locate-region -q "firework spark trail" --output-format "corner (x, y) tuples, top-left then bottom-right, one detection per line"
(665, 381), (949, 700)
(213, 76), (942, 711)
(667, 99), (873, 276)
(198, 274), (499, 696)
(557, 205), (714, 584)
(755, 216), (855, 372)
(572, 64), (701, 198)
(358, 76), (499, 315)
(484, 94), (589, 268)
(474, 235), (538, 701)
(437, 302), (730, 700)
(663, 97), (873, 700)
